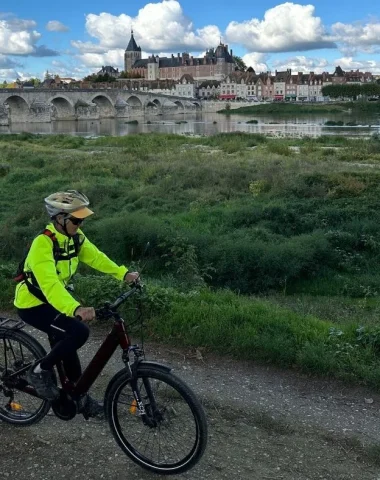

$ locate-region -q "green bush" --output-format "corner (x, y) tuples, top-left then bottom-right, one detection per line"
(0, 164), (10, 177)
(266, 142), (292, 156)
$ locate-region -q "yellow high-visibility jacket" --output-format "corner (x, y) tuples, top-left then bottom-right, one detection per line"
(14, 223), (128, 317)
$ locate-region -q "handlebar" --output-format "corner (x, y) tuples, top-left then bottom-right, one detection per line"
(95, 281), (143, 319)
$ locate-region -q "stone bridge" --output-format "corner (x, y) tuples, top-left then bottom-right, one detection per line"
(0, 89), (202, 125)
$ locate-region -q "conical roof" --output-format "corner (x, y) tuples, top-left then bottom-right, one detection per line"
(126, 30), (141, 52)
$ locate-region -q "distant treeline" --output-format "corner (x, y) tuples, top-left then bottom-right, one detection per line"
(322, 83), (380, 100)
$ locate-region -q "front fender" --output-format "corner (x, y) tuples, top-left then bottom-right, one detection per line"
(104, 361), (172, 402)
(136, 360), (172, 374)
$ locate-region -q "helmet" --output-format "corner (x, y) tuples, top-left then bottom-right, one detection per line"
(44, 190), (94, 219)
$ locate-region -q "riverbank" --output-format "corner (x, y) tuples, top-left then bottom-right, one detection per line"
(217, 101), (380, 115)
(2, 132), (380, 387)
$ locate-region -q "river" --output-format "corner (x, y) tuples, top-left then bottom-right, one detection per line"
(1, 110), (380, 137)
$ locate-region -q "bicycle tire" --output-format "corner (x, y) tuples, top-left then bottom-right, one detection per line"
(0, 328), (51, 426)
(105, 365), (208, 475)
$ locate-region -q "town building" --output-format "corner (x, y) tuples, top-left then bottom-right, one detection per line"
(124, 30), (236, 81)
(96, 66), (120, 78)
(273, 69), (291, 101)
(175, 74), (196, 97)
(197, 80), (221, 99)
(308, 73), (324, 101)
(220, 71), (258, 100)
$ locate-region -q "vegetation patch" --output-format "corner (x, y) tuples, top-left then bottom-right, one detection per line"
(1, 132), (380, 386)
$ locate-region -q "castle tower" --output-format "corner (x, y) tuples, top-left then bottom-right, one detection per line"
(124, 30), (142, 72)
(147, 55), (159, 80)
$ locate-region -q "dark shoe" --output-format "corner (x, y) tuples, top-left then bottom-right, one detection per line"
(82, 395), (104, 419)
(26, 365), (59, 401)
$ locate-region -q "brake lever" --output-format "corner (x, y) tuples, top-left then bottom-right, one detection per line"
(95, 301), (113, 320)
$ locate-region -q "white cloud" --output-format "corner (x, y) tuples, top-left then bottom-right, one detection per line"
(79, 50), (125, 68)
(242, 53), (269, 72)
(0, 69), (19, 81)
(0, 54), (22, 69)
(0, 68), (37, 82)
(46, 20), (69, 32)
(0, 17), (40, 55)
(0, 16), (59, 57)
(226, 2), (335, 53)
(334, 56), (380, 74)
(272, 55), (329, 73)
(48, 60), (92, 79)
(332, 21), (380, 54)
(73, 0), (221, 63)
(71, 41), (108, 54)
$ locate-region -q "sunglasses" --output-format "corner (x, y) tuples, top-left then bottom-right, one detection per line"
(69, 217), (84, 226)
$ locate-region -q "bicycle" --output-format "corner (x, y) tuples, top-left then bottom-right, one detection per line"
(0, 282), (208, 475)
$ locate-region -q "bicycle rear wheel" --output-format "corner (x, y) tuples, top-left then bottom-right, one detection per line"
(0, 328), (50, 425)
(105, 365), (208, 475)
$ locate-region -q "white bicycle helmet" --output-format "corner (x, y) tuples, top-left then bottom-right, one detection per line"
(44, 190), (94, 218)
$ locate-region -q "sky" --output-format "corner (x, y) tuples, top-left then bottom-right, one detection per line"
(1, 0), (380, 82)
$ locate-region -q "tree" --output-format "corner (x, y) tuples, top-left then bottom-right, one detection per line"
(322, 84), (360, 100)
(29, 78), (41, 87)
(233, 56), (247, 72)
(361, 83), (380, 97)
(119, 70), (143, 79)
(322, 83), (380, 101)
(82, 73), (116, 83)
(322, 85), (341, 98)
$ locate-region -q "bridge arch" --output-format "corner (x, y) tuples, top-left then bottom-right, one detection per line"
(145, 98), (161, 109)
(126, 95), (143, 109)
(174, 100), (185, 109)
(91, 94), (115, 117)
(50, 95), (75, 119)
(4, 95), (29, 120)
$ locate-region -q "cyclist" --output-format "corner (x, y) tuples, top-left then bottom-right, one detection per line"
(14, 190), (139, 417)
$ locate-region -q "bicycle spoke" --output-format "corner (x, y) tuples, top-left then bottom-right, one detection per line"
(113, 374), (198, 466)
(0, 335), (47, 423)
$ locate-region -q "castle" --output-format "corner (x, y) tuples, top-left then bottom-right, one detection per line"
(124, 30), (236, 81)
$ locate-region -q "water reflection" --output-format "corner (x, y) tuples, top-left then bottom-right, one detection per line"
(1, 111), (379, 137)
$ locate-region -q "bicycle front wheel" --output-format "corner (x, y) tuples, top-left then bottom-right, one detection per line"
(105, 366), (208, 475)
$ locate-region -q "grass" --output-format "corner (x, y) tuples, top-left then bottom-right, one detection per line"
(2, 132), (380, 387)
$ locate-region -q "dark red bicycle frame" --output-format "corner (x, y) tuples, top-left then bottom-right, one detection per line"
(17, 319), (131, 399)
(58, 320), (130, 397)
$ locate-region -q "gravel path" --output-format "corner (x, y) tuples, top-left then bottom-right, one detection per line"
(2, 323), (380, 480)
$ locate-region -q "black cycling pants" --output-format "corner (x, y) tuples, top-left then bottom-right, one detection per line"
(17, 304), (90, 382)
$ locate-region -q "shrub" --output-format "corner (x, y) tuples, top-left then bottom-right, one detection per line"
(0, 164), (10, 177)
(266, 142), (291, 156)
(327, 174), (366, 198)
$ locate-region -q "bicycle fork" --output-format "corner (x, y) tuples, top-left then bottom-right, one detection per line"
(123, 347), (161, 428)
